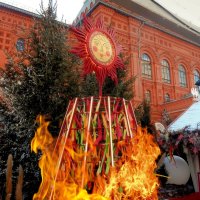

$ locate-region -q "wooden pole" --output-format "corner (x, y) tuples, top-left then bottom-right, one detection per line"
(81, 96), (94, 188)
(49, 98), (78, 200)
(108, 96), (114, 167)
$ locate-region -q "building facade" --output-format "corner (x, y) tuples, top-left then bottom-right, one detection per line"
(0, 2), (37, 68)
(1, 0), (200, 123)
(75, 0), (200, 122)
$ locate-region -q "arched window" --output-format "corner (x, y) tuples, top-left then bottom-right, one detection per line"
(194, 69), (200, 85)
(178, 65), (187, 87)
(16, 38), (25, 51)
(161, 59), (170, 83)
(145, 90), (151, 103)
(141, 53), (152, 79)
(164, 93), (170, 102)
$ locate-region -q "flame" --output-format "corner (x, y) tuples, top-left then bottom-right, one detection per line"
(31, 115), (160, 200)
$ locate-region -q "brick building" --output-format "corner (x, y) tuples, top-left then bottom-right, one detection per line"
(0, 2), (38, 66)
(1, 0), (200, 123)
(75, 0), (200, 122)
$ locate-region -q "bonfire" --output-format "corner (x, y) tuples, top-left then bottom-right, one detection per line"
(31, 97), (160, 200)
(31, 15), (161, 200)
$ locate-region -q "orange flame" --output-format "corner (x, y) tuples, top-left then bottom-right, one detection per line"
(31, 116), (160, 200)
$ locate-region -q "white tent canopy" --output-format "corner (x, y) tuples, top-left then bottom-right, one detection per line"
(168, 101), (200, 132)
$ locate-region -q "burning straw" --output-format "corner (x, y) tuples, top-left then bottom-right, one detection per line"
(31, 97), (160, 200)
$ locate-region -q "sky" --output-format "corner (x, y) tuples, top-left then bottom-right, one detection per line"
(1, 0), (200, 27)
(1, 0), (84, 23)
(156, 0), (200, 28)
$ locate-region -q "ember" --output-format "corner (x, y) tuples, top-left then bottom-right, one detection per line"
(31, 97), (160, 200)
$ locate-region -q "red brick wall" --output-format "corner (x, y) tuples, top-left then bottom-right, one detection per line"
(160, 97), (193, 121)
(88, 4), (200, 122)
(0, 7), (34, 68)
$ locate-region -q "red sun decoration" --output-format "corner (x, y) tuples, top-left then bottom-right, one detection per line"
(70, 16), (124, 96)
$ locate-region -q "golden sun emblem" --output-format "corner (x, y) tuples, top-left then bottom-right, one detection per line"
(89, 31), (115, 66)
(70, 16), (124, 95)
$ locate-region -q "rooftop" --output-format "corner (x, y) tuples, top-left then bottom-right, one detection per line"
(0, 2), (68, 27)
(168, 100), (200, 131)
(0, 2), (39, 18)
(75, 0), (200, 47)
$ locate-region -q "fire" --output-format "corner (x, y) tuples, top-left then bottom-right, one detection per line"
(31, 97), (160, 200)
(93, 128), (160, 199)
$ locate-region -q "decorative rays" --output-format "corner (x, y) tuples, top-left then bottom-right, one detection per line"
(70, 16), (124, 95)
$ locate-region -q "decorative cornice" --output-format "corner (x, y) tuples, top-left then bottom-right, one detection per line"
(0, 2), (39, 18)
(75, 0), (200, 48)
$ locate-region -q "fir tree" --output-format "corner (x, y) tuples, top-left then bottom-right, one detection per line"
(81, 57), (135, 100)
(135, 100), (154, 133)
(162, 109), (172, 126)
(1, 1), (81, 130)
(0, 1), (81, 198)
